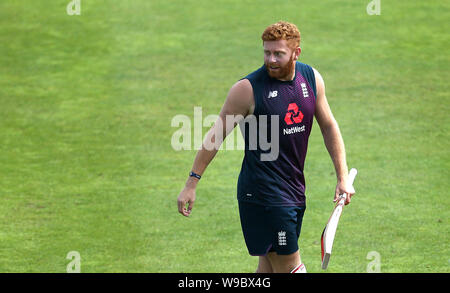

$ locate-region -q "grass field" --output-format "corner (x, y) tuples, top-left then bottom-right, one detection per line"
(0, 0), (448, 273)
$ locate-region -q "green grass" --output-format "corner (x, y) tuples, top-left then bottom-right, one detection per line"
(0, 0), (448, 272)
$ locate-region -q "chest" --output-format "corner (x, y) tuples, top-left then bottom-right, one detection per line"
(257, 79), (316, 126)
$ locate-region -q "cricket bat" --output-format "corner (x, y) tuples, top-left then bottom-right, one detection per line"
(321, 168), (358, 270)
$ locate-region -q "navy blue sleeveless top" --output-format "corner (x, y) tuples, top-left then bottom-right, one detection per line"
(237, 61), (316, 207)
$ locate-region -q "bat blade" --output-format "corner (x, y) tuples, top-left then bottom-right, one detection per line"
(321, 168), (357, 270)
(321, 202), (344, 269)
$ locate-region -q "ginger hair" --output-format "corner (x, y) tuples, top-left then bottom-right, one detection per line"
(261, 21), (301, 50)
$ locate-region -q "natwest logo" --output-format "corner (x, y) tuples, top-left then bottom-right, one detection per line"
(284, 103), (304, 125)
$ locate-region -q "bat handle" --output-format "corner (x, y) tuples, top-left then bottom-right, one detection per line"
(348, 168), (358, 186)
(338, 168), (357, 204)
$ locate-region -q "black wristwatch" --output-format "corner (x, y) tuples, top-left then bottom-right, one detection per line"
(189, 171), (201, 180)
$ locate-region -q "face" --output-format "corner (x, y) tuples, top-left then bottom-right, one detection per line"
(263, 39), (301, 81)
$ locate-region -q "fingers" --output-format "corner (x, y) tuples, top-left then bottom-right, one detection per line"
(334, 189), (355, 205)
(177, 198), (186, 216)
(334, 179), (356, 205)
(344, 194), (351, 205)
(178, 199), (190, 217)
(177, 195), (195, 217)
(333, 192), (339, 203)
(186, 200), (194, 215)
(344, 186), (356, 205)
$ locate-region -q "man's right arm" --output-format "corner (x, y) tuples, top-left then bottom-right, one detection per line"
(177, 79), (254, 217)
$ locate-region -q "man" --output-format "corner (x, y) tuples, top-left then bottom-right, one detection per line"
(177, 21), (355, 273)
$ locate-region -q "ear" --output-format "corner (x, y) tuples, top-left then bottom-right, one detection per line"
(293, 47), (301, 60)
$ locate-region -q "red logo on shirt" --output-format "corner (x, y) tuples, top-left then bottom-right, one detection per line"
(284, 103), (304, 125)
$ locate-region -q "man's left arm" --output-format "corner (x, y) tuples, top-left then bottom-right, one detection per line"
(313, 68), (355, 205)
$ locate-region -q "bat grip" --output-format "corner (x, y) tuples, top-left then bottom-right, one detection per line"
(347, 168), (358, 186)
(337, 168), (357, 204)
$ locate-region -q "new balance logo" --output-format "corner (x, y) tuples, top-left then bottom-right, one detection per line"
(278, 231), (287, 246)
(267, 91), (278, 98)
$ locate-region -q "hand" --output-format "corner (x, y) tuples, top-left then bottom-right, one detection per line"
(177, 187), (196, 217)
(334, 179), (356, 205)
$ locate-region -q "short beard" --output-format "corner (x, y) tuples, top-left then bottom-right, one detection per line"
(265, 54), (295, 80)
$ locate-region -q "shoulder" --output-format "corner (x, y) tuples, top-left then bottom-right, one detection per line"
(311, 67), (325, 96)
(221, 78), (254, 117)
(296, 61), (318, 98)
(296, 61), (314, 74)
(241, 65), (268, 87)
(230, 78), (253, 97)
